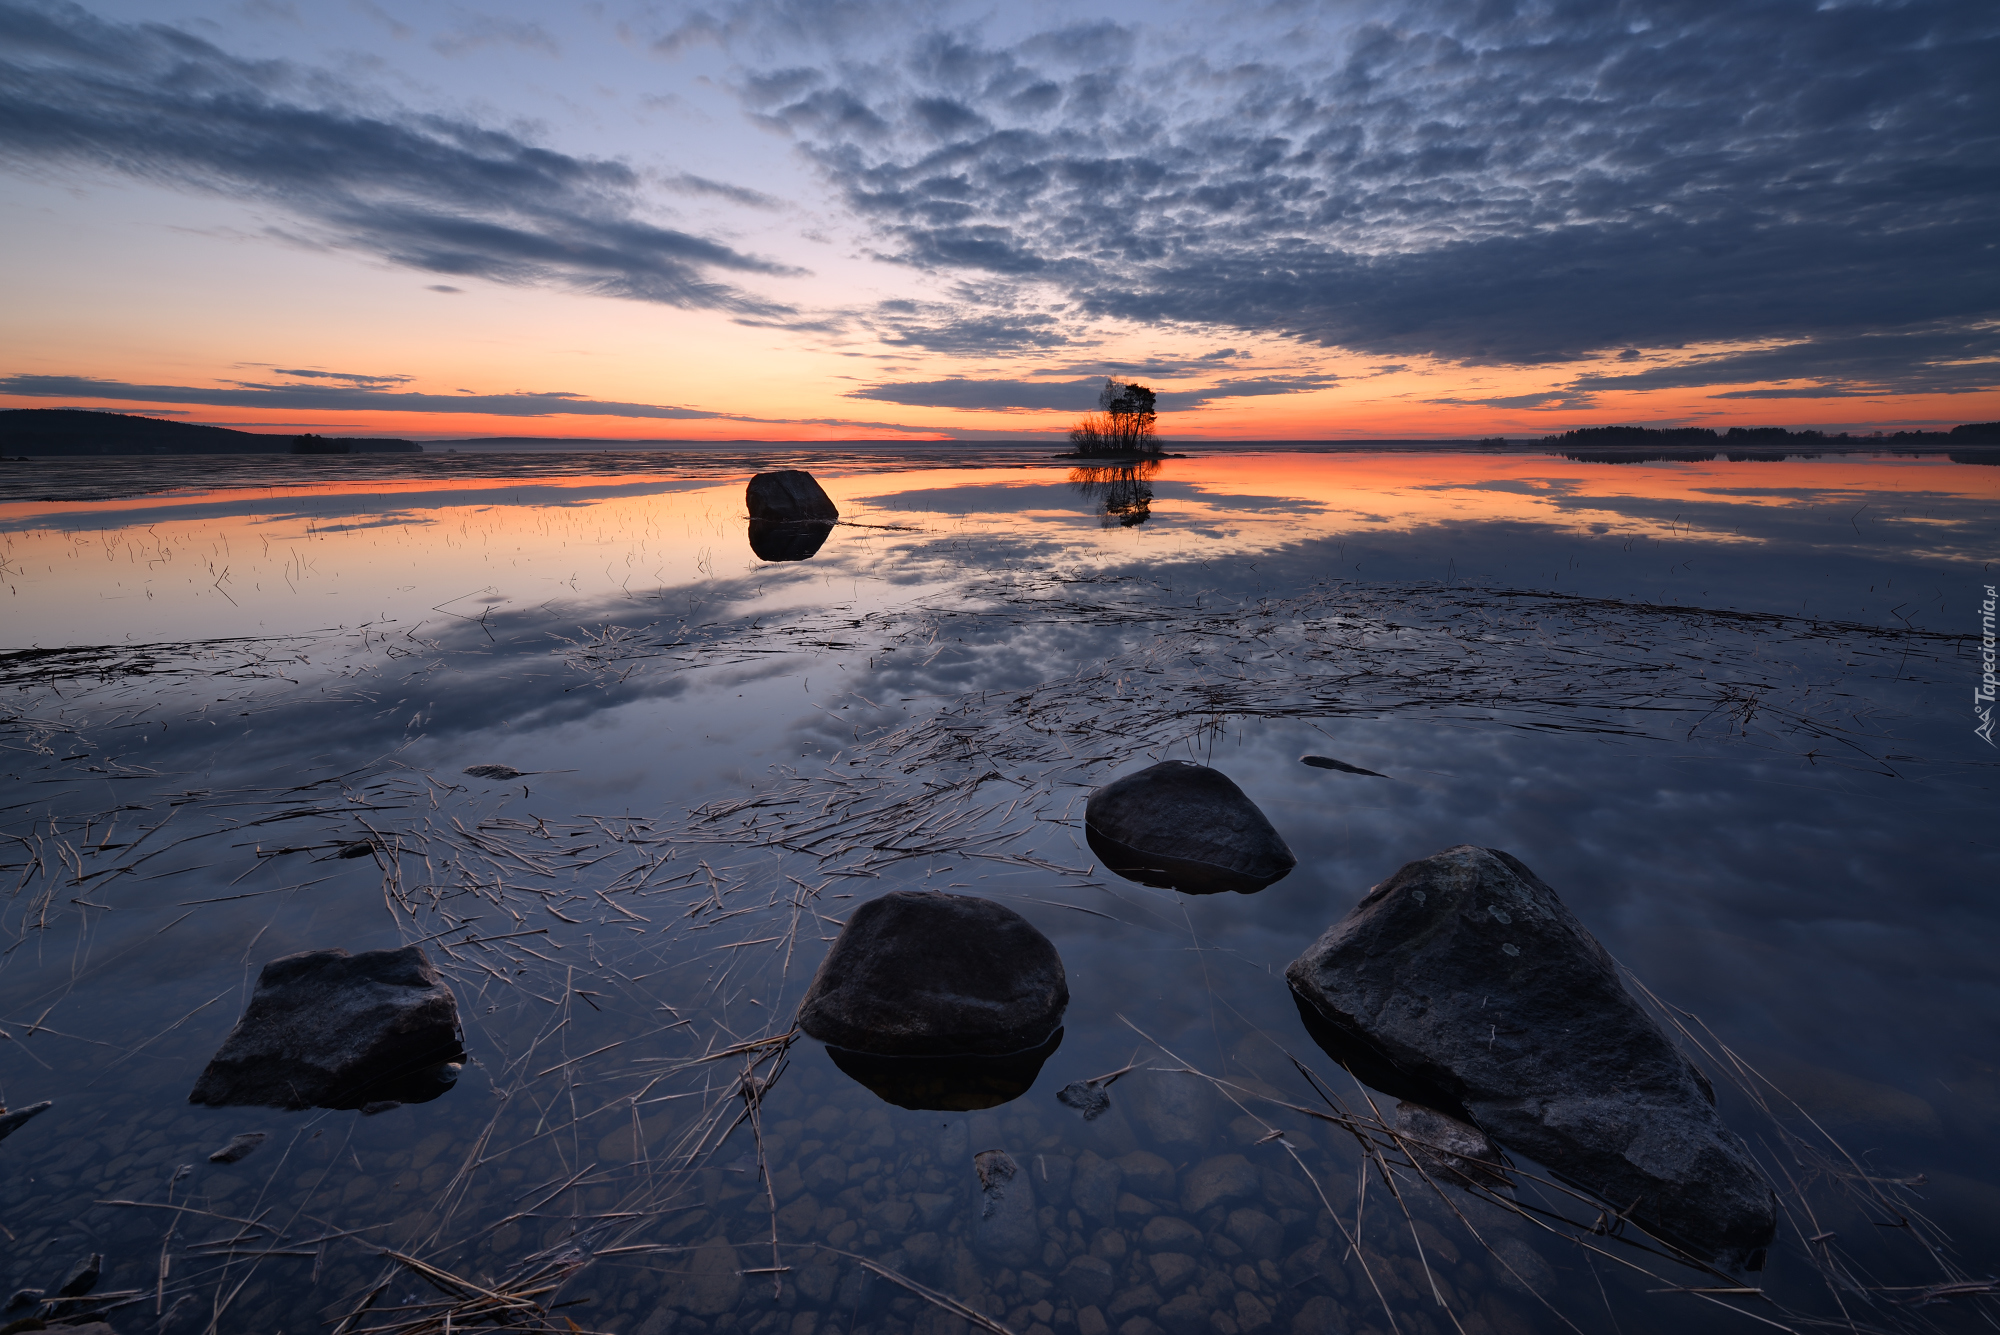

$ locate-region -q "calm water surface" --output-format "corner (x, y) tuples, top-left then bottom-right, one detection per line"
(0, 447), (1995, 1335)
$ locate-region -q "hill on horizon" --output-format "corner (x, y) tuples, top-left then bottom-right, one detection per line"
(0, 408), (420, 456)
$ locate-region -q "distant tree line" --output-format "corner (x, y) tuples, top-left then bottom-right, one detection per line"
(1069, 379), (1161, 455)
(1542, 422), (2000, 447)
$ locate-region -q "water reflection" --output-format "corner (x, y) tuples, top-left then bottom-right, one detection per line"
(823, 1028), (1063, 1111)
(1070, 460), (1159, 526)
(747, 517), (834, 561)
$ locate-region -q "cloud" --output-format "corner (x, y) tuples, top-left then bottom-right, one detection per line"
(847, 372), (1337, 410)
(430, 14), (559, 58)
(0, 0), (801, 316)
(267, 367), (414, 385)
(0, 373), (730, 418)
(729, 3), (2000, 379)
(664, 173), (787, 210)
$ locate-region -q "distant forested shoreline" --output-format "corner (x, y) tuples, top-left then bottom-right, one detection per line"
(0, 409), (420, 456)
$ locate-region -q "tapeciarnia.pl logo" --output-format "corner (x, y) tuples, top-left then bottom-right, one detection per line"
(1978, 584), (1997, 746)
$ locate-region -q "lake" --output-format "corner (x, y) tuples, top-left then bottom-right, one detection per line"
(1, 444), (1995, 1335)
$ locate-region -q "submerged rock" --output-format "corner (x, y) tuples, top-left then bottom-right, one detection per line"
(1300, 754), (1387, 778)
(973, 1149), (1039, 1263)
(189, 946), (466, 1112)
(0, 1100), (52, 1144)
(748, 518), (833, 562)
(799, 890), (1067, 1057)
(1286, 844), (1776, 1267)
(1086, 761), (1295, 895)
(827, 1027), (1062, 1110)
(462, 764), (526, 780)
(57, 1253), (100, 1298)
(746, 469), (839, 523)
(1395, 1101), (1509, 1191)
(208, 1131), (267, 1164)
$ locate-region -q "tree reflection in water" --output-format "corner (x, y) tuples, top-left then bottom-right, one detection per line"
(1070, 459), (1160, 526)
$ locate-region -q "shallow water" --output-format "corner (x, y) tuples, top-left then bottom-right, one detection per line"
(0, 448), (1995, 1335)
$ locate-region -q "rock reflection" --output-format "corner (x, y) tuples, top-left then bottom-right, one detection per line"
(1069, 461), (1159, 527)
(823, 1027), (1062, 1111)
(747, 518), (833, 562)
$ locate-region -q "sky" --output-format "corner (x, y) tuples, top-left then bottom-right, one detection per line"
(1, 0), (1996, 442)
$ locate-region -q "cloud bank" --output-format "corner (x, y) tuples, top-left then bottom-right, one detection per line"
(726, 0), (1999, 387)
(0, 374), (729, 418)
(0, 0), (800, 315)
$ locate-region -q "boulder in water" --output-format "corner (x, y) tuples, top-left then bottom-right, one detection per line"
(1286, 845), (1776, 1267)
(189, 946), (466, 1111)
(1086, 761), (1295, 895)
(746, 469), (838, 523)
(799, 890), (1067, 1057)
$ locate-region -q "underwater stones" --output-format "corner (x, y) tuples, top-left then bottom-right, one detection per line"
(56, 1254), (100, 1299)
(0, 1100), (52, 1145)
(1085, 762), (1295, 895)
(207, 1131), (267, 1164)
(974, 1149), (1040, 1264)
(1060, 1255), (1116, 1308)
(1395, 1101), (1508, 1191)
(746, 469), (839, 523)
(188, 946), (466, 1112)
(1073, 1155), (1122, 1222)
(748, 518), (833, 562)
(673, 1238), (743, 1315)
(1141, 1216), (1202, 1252)
(1224, 1209), (1284, 1261)
(1181, 1155), (1260, 1214)
(1286, 844), (1777, 1268)
(799, 890), (1068, 1058)
(1130, 1070), (1220, 1149)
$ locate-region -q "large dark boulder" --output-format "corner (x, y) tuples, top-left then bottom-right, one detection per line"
(746, 469), (838, 523)
(189, 946), (465, 1111)
(799, 891), (1067, 1057)
(1086, 761), (1295, 895)
(1286, 845), (1775, 1267)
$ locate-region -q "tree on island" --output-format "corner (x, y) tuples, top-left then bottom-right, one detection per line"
(1068, 378), (1160, 455)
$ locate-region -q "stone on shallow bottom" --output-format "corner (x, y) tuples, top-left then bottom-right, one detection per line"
(208, 1131), (267, 1164)
(0, 1100), (52, 1145)
(188, 946), (465, 1112)
(974, 1149), (1041, 1264)
(1086, 762), (1295, 895)
(746, 469), (839, 522)
(799, 890), (1067, 1057)
(1395, 1101), (1509, 1191)
(1285, 844), (1776, 1268)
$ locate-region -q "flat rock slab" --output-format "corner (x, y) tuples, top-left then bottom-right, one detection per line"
(746, 469), (839, 523)
(1086, 762), (1295, 895)
(189, 946), (465, 1111)
(799, 890), (1067, 1057)
(1286, 844), (1775, 1267)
